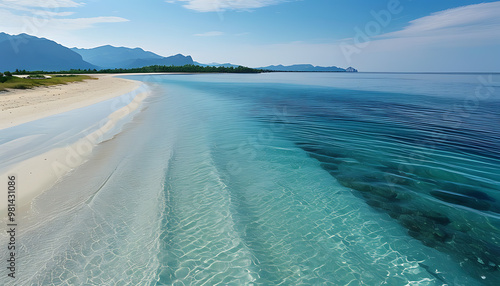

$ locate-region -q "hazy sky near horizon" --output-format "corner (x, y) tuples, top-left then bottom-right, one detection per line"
(0, 0), (499, 72)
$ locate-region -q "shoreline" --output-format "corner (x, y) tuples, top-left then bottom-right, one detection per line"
(0, 74), (141, 129)
(0, 74), (149, 214)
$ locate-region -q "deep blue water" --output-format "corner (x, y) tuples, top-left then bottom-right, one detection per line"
(132, 72), (500, 285)
(145, 72), (500, 285)
(2, 72), (499, 285)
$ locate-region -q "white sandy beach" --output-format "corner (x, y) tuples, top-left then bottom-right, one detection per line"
(0, 75), (141, 129)
(0, 75), (148, 214)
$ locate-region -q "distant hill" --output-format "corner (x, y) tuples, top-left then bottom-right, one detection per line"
(0, 33), (11, 43)
(0, 32), (355, 73)
(194, 62), (241, 68)
(72, 46), (193, 69)
(71, 45), (162, 69)
(258, 64), (357, 72)
(0, 33), (97, 72)
(127, 54), (194, 69)
(195, 63), (358, 72)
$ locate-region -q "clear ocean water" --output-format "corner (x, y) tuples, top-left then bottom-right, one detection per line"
(1, 72), (500, 285)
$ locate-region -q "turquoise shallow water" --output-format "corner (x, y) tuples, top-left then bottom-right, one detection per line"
(0, 85), (147, 170)
(1, 73), (499, 285)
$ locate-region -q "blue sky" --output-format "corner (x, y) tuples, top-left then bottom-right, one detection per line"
(0, 0), (499, 71)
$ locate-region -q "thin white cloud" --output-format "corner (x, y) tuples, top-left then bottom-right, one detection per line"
(0, 0), (81, 8)
(57, 16), (129, 30)
(168, 0), (289, 12)
(0, 0), (129, 33)
(337, 1), (500, 71)
(194, 31), (224, 37)
(32, 11), (75, 17)
(381, 1), (500, 40)
(0, 10), (128, 32)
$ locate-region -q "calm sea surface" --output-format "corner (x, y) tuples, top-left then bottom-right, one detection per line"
(2, 72), (499, 285)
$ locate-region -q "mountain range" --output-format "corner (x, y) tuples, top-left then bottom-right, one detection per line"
(0, 33), (194, 71)
(0, 33), (357, 72)
(193, 62), (240, 68)
(0, 33), (97, 72)
(72, 46), (193, 69)
(258, 64), (357, 72)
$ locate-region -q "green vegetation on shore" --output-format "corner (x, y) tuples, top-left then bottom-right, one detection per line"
(0, 64), (263, 91)
(0, 73), (94, 91)
(11, 64), (264, 76)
